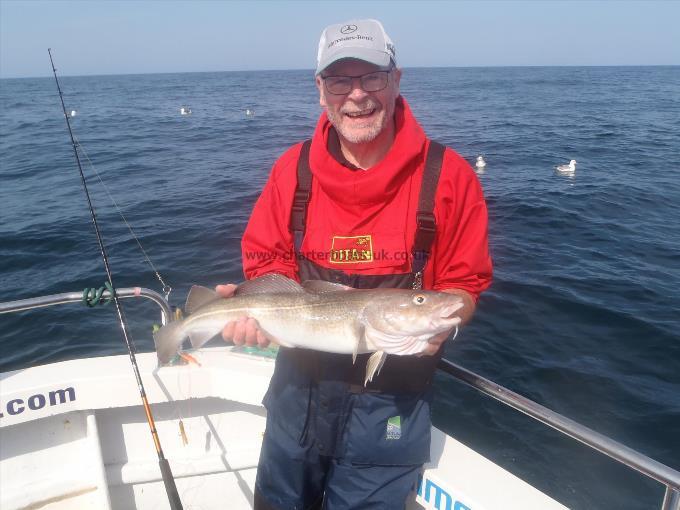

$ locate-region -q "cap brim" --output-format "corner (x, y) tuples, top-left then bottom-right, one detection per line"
(316, 48), (391, 75)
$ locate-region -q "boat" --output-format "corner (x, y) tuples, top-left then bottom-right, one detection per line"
(1, 289), (678, 510)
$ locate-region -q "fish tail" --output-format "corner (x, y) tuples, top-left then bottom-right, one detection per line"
(153, 320), (186, 364)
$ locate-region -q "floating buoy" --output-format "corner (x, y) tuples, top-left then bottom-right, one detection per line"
(69, 110), (77, 118)
(245, 108), (254, 117)
(475, 156), (486, 169)
(180, 106), (192, 116)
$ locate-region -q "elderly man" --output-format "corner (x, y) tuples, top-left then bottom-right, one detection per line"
(218, 19), (492, 510)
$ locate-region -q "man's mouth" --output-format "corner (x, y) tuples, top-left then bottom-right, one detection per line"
(344, 107), (377, 119)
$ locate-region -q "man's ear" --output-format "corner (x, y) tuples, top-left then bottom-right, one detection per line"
(316, 75), (327, 107)
(392, 67), (402, 95)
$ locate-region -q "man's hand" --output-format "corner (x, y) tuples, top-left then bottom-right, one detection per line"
(215, 284), (270, 348)
(420, 288), (476, 356)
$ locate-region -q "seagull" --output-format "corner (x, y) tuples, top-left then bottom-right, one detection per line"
(475, 156), (486, 169)
(180, 106), (192, 116)
(555, 160), (576, 173)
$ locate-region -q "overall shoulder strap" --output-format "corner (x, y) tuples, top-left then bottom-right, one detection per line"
(290, 140), (313, 251)
(290, 139), (445, 273)
(412, 140), (446, 279)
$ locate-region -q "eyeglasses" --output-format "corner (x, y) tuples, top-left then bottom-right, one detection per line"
(321, 70), (391, 95)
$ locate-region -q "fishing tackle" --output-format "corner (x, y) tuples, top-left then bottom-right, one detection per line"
(179, 419), (189, 446)
(48, 48), (183, 510)
(69, 133), (172, 301)
(179, 352), (202, 366)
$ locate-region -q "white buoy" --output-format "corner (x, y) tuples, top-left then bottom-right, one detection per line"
(69, 110), (77, 118)
(555, 159), (577, 173)
(180, 106), (192, 116)
(475, 156), (486, 169)
(245, 108), (254, 117)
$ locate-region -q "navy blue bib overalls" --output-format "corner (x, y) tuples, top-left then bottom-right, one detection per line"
(254, 141), (445, 510)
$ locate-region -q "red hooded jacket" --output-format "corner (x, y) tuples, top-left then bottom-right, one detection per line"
(242, 97), (492, 300)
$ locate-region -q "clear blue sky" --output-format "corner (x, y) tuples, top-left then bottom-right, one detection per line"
(1, 0), (678, 78)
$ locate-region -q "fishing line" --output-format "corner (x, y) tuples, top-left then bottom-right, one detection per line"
(48, 48), (183, 510)
(72, 133), (172, 299)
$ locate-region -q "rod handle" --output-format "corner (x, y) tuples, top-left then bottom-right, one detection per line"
(159, 458), (183, 510)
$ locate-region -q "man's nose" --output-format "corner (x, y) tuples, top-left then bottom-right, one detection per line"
(347, 78), (369, 101)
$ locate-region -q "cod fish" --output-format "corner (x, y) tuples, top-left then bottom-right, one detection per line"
(153, 274), (464, 383)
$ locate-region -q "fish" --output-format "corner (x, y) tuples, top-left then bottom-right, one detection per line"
(153, 273), (464, 384)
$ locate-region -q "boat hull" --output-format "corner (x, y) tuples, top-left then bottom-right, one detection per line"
(0, 347), (567, 509)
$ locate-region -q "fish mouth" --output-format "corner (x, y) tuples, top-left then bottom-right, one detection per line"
(440, 302), (464, 320)
(424, 302), (464, 333)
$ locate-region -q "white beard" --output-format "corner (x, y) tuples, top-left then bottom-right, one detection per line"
(327, 101), (391, 144)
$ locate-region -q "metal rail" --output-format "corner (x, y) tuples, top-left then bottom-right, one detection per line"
(0, 289), (677, 508)
(437, 358), (680, 510)
(0, 288), (172, 325)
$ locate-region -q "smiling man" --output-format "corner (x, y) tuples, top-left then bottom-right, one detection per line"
(219, 19), (492, 509)
(318, 59), (398, 160)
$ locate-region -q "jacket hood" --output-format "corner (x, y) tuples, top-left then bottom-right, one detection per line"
(309, 96), (427, 206)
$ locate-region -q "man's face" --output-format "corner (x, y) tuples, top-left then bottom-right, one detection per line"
(316, 59), (402, 145)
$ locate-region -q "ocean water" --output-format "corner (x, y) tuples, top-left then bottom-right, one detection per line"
(1, 66), (679, 509)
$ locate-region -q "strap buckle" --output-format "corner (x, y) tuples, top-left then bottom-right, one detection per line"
(292, 190), (310, 213)
(416, 211), (436, 234)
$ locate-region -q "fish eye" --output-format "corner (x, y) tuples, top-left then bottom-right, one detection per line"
(413, 294), (426, 305)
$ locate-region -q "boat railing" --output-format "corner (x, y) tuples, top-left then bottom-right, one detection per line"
(0, 287), (172, 325)
(436, 359), (680, 510)
(0, 289), (678, 509)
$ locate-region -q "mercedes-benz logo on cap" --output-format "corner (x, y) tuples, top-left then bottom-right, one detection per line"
(340, 24), (358, 34)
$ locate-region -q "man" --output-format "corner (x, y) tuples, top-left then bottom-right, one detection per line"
(218, 19), (492, 510)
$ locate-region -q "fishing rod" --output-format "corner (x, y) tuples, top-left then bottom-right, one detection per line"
(47, 49), (183, 510)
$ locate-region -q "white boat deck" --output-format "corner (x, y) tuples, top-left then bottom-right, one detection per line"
(0, 347), (567, 509)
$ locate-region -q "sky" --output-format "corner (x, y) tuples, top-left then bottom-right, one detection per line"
(1, 0), (678, 78)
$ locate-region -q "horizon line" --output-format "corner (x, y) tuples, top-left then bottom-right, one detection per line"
(1, 63), (678, 80)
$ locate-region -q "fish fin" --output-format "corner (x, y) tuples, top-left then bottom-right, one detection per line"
(188, 330), (218, 350)
(235, 274), (304, 296)
(302, 280), (353, 294)
(186, 285), (221, 314)
(153, 321), (186, 365)
(365, 351), (387, 386)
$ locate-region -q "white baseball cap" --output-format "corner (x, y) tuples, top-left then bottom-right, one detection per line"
(316, 19), (396, 75)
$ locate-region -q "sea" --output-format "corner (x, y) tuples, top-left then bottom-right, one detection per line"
(1, 66), (678, 510)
